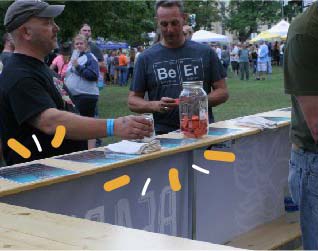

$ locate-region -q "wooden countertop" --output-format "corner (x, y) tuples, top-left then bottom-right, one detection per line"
(0, 202), (242, 250)
(0, 109), (291, 197)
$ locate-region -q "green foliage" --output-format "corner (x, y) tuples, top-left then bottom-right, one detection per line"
(184, 0), (221, 31)
(225, 0), (281, 41)
(225, 0), (302, 42)
(0, 1), (13, 48)
(55, 1), (155, 45)
(0, 0), (303, 47)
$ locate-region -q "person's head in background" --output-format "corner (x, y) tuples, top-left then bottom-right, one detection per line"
(2, 33), (15, 52)
(153, 28), (162, 44)
(79, 23), (92, 40)
(130, 48), (135, 59)
(259, 39), (265, 45)
(137, 46), (144, 52)
(183, 24), (193, 40)
(155, 0), (186, 48)
(73, 34), (88, 53)
(59, 41), (71, 61)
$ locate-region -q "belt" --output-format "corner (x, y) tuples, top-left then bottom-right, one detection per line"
(292, 143), (318, 153)
(292, 144), (301, 151)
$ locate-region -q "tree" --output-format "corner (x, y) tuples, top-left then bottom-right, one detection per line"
(54, 1), (155, 45)
(184, 0), (221, 31)
(225, 0), (302, 42)
(225, 0), (281, 42)
(0, 1), (13, 48)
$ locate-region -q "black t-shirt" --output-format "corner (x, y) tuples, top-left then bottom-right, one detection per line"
(0, 53), (87, 165)
(0, 51), (13, 66)
(89, 41), (104, 62)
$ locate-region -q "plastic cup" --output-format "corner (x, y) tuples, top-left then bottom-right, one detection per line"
(142, 113), (155, 142)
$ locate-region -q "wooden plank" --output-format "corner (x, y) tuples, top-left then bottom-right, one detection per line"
(256, 110), (291, 118)
(0, 203), (243, 250)
(225, 215), (301, 250)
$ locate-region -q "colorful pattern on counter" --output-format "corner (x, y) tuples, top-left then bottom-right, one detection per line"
(261, 117), (290, 122)
(56, 150), (138, 165)
(0, 163), (77, 183)
(208, 127), (242, 136)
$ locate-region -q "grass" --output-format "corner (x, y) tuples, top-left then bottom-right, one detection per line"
(98, 66), (290, 145)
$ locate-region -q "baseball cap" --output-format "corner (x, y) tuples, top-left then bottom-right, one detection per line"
(4, 0), (65, 32)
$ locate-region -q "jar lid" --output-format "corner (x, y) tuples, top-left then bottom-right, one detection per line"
(182, 81), (203, 88)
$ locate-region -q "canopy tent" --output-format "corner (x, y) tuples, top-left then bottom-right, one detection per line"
(250, 31), (281, 43)
(96, 41), (129, 50)
(267, 20), (290, 37)
(250, 20), (290, 43)
(192, 30), (229, 43)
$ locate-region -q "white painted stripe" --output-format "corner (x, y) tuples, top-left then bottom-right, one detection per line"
(32, 134), (42, 152)
(192, 164), (210, 175)
(141, 178), (151, 196)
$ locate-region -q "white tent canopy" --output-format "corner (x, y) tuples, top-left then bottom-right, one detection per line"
(266, 20), (290, 37)
(192, 30), (229, 43)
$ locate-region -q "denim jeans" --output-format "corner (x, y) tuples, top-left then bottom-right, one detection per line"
(289, 147), (318, 249)
(267, 56), (272, 74)
(119, 66), (128, 86)
(239, 62), (249, 80)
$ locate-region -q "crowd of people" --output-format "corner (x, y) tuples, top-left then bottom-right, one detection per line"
(0, 0), (317, 249)
(209, 39), (285, 81)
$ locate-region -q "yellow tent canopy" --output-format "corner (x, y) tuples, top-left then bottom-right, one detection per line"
(250, 31), (281, 43)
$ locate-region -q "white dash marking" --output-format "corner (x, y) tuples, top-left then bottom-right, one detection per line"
(141, 178), (151, 196)
(32, 134), (42, 152)
(192, 164), (209, 175)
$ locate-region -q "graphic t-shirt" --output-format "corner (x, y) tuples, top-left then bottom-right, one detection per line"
(0, 54), (87, 165)
(131, 40), (226, 133)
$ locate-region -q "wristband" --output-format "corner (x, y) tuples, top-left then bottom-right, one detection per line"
(106, 119), (114, 136)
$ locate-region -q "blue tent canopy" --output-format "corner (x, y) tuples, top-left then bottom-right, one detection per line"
(96, 41), (129, 50)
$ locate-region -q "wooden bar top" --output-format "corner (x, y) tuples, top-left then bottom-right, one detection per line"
(0, 108), (291, 198)
(0, 202), (242, 250)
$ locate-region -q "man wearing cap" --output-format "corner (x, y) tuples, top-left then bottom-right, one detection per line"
(128, 0), (228, 135)
(0, 0), (152, 166)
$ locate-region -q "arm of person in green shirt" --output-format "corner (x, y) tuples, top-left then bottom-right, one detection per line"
(296, 96), (318, 143)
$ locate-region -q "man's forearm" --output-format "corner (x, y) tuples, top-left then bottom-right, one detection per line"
(208, 89), (229, 107)
(128, 96), (156, 113)
(297, 96), (318, 143)
(32, 108), (108, 140)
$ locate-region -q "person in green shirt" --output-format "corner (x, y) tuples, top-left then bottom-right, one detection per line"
(284, 2), (318, 249)
(238, 43), (249, 81)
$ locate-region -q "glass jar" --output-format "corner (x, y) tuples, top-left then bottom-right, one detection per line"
(179, 81), (208, 138)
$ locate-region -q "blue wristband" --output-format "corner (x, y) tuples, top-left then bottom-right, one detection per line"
(107, 119), (114, 136)
(110, 119), (114, 136)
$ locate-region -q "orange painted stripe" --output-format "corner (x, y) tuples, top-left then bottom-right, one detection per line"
(7, 139), (31, 159)
(169, 168), (182, 192)
(104, 175), (130, 192)
(204, 150), (235, 162)
(51, 125), (66, 148)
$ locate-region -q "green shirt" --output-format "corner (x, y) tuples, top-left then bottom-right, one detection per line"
(284, 2), (318, 152)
